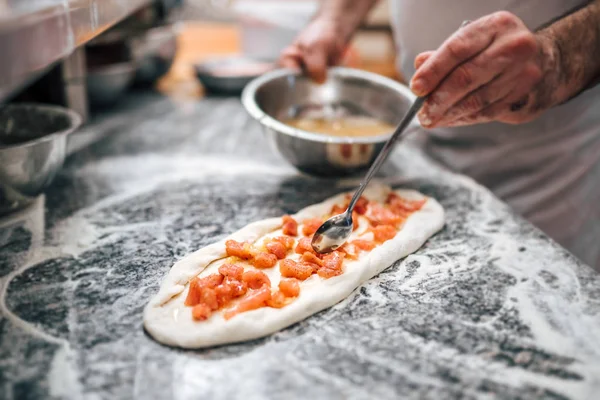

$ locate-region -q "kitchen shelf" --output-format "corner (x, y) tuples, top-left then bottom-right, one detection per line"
(0, 0), (152, 102)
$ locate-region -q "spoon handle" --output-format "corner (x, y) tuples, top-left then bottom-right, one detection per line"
(346, 95), (427, 214)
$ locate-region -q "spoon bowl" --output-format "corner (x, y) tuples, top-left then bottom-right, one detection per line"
(311, 212), (354, 253)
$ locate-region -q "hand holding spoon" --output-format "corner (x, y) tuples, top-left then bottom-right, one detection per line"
(311, 95), (426, 254)
(311, 21), (471, 254)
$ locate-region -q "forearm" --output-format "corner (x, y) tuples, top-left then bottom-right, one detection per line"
(537, 0), (600, 107)
(316, 0), (379, 43)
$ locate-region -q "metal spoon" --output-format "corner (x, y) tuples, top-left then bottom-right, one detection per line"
(311, 20), (472, 254)
(311, 95), (426, 254)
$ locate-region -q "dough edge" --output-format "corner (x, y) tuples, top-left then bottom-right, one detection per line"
(143, 182), (445, 348)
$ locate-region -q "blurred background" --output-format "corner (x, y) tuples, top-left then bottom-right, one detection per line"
(0, 0), (405, 215)
(0, 0), (400, 116)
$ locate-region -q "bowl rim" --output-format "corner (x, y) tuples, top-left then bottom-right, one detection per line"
(241, 66), (418, 144)
(87, 62), (137, 75)
(194, 55), (277, 79)
(0, 103), (83, 150)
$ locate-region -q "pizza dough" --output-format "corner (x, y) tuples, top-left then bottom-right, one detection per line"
(143, 182), (445, 348)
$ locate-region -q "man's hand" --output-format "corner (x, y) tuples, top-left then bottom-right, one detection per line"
(279, 18), (347, 84)
(411, 11), (560, 128)
(278, 0), (379, 83)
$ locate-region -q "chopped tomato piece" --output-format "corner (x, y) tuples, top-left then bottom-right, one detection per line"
(273, 236), (295, 250)
(372, 225), (397, 242)
(386, 193), (426, 213)
(266, 291), (287, 308)
(215, 283), (234, 307)
(225, 240), (256, 260)
(354, 197), (369, 215)
(242, 270), (271, 289)
(266, 241), (287, 259)
(184, 277), (202, 306)
(352, 211), (360, 231)
(340, 194), (367, 215)
(198, 273), (224, 289)
(301, 252), (324, 267)
(340, 243), (359, 260)
(200, 287), (219, 311)
(224, 286), (271, 320)
(252, 252), (278, 269)
(302, 217), (323, 237)
(366, 203), (403, 226)
(303, 261), (320, 274)
(192, 303), (212, 321)
(352, 239), (376, 251)
(184, 274), (223, 306)
(279, 278), (300, 297)
(323, 251), (344, 271)
(317, 267), (342, 279)
(218, 263), (244, 281)
(330, 204), (347, 216)
(295, 236), (316, 255)
(225, 277), (248, 298)
(280, 259), (314, 281)
(282, 215), (298, 236)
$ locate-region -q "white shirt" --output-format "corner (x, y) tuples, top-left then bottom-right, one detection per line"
(390, 0), (600, 269)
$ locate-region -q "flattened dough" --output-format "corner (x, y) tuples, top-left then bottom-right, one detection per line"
(143, 182), (445, 348)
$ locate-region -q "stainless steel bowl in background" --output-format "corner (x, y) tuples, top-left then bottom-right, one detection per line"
(86, 62), (136, 109)
(0, 104), (82, 215)
(241, 67), (418, 177)
(131, 24), (179, 86)
(195, 56), (275, 94)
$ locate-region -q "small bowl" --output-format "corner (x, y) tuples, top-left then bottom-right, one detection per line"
(242, 67), (418, 177)
(0, 103), (82, 215)
(194, 55), (275, 94)
(86, 62), (136, 109)
(131, 24), (179, 86)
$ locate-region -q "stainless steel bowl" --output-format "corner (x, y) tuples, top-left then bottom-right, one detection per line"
(242, 67), (418, 177)
(0, 103), (82, 215)
(86, 62), (136, 109)
(131, 24), (178, 86)
(195, 56), (275, 94)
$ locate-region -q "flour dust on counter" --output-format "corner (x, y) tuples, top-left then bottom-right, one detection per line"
(2, 93), (600, 400)
(144, 182), (444, 348)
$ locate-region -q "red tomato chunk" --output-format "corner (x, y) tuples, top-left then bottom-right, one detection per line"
(242, 270), (271, 290)
(279, 278), (300, 297)
(266, 241), (287, 259)
(282, 215), (298, 236)
(225, 240), (255, 260)
(224, 286), (271, 320)
(218, 264), (244, 281)
(302, 218), (323, 237)
(280, 259), (313, 281)
(253, 252), (278, 269)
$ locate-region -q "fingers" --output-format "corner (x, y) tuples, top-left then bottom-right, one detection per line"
(435, 71), (517, 126)
(410, 16), (497, 96)
(418, 35), (537, 126)
(445, 87), (535, 127)
(279, 46), (303, 71)
(438, 63), (541, 126)
(302, 44), (329, 84)
(278, 44), (329, 82)
(414, 51), (434, 70)
(410, 11), (530, 97)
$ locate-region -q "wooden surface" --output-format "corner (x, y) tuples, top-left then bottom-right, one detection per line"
(158, 22), (401, 100)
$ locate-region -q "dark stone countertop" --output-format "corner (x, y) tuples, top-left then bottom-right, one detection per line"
(1, 92), (599, 400)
